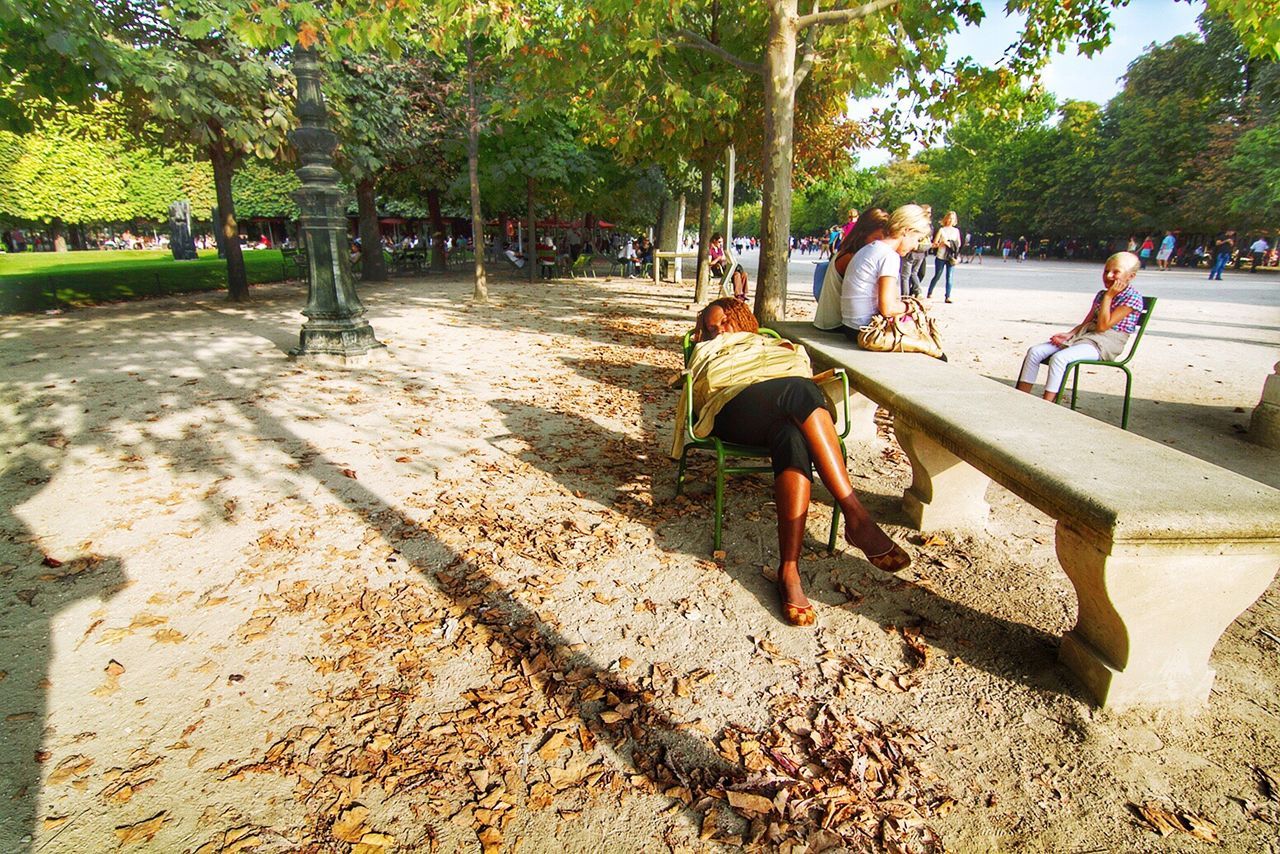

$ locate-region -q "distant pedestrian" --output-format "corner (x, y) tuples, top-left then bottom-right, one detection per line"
(926, 211), (962, 303)
(1156, 231), (1175, 271)
(1208, 232), (1234, 281)
(1016, 235), (1029, 262)
(1138, 235), (1154, 269)
(1250, 235), (1270, 272)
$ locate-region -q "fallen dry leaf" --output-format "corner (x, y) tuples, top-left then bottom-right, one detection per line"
(341, 469), (358, 479)
(114, 811), (167, 845)
(332, 804), (371, 843)
(727, 790), (774, 814)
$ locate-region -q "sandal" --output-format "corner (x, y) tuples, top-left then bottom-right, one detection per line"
(845, 523), (912, 573)
(862, 542), (912, 573)
(764, 566), (817, 627)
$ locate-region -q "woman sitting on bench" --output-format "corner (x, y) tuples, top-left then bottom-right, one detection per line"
(1016, 251), (1144, 402)
(813, 208), (889, 330)
(689, 298), (911, 626)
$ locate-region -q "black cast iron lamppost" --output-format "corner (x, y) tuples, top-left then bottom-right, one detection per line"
(289, 46), (386, 364)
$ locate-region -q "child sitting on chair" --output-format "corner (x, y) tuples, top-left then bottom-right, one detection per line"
(1016, 251), (1145, 403)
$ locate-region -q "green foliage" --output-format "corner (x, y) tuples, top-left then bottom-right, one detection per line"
(0, 248), (291, 312)
(0, 105), (299, 225)
(231, 159), (301, 219)
(1226, 117), (1280, 227)
(790, 166), (883, 235)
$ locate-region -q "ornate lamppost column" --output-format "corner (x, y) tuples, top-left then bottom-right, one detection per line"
(289, 46), (386, 364)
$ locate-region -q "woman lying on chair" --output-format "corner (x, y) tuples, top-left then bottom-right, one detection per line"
(681, 298), (911, 626)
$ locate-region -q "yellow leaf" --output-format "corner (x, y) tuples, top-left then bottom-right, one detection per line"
(353, 832), (396, 854)
(727, 791), (774, 814)
(114, 811), (167, 846)
(332, 805), (370, 843)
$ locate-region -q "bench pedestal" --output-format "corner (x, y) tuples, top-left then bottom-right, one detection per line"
(842, 392), (879, 444)
(896, 421), (991, 533)
(1055, 522), (1278, 707)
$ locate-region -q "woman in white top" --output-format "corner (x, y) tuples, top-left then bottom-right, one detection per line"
(840, 204), (932, 333)
(926, 211), (962, 303)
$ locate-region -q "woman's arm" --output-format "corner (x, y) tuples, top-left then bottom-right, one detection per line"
(876, 276), (907, 317)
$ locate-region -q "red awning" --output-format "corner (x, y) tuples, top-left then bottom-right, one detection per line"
(596, 220), (616, 229)
(379, 217), (406, 224)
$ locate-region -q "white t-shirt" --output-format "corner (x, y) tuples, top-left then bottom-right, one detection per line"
(842, 241), (899, 328)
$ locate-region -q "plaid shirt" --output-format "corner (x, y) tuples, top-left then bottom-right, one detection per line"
(1091, 287), (1144, 335)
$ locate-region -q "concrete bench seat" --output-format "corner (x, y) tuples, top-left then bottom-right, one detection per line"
(773, 321), (1280, 709)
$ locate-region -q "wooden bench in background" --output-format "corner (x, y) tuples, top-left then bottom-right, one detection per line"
(773, 321), (1280, 709)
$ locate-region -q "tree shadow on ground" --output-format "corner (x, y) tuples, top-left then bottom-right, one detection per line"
(486, 396), (1082, 703)
(0, 449), (127, 853)
(0, 290), (754, 849)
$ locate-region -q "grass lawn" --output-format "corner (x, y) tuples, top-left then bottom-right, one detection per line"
(0, 248), (294, 313)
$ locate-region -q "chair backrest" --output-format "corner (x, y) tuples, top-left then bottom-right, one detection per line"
(1115, 296), (1157, 366)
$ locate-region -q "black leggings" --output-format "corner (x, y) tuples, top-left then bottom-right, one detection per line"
(711, 377), (826, 478)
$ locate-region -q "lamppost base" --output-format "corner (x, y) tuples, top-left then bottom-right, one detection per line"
(289, 320), (389, 366)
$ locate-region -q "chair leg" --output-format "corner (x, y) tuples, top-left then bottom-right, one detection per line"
(1120, 367), (1133, 430)
(713, 452), (726, 552)
(675, 450), (690, 496)
(826, 443), (846, 553)
(1068, 365), (1081, 411)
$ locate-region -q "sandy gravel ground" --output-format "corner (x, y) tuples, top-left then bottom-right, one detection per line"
(1, 261), (1278, 853)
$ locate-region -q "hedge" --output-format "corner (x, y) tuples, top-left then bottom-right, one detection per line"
(0, 249), (295, 313)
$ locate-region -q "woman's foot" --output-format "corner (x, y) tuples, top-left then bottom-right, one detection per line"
(845, 519), (912, 573)
(769, 565), (816, 626)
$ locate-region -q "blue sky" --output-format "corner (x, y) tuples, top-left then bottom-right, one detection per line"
(854, 0), (1203, 164)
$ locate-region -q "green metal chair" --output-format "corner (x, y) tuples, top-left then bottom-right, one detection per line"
(1061, 295), (1157, 430)
(675, 328), (852, 553)
(568, 252), (594, 279)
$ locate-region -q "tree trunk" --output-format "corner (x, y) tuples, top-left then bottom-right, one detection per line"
(466, 36), (488, 303)
(498, 213), (509, 254)
(428, 188), (447, 272)
(210, 144), (248, 301)
(356, 177), (386, 282)
(694, 161), (716, 303)
(527, 176), (537, 282)
(756, 0), (799, 324)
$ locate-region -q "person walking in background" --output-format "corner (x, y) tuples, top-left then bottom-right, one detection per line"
(926, 211), (962, 303)
(1250, 235), (1270, 272)
(840, 209), (860, 241)
(1209, 232), (1234, 280)
(1016, 235), (1029, 262)
(1156, 231), (1176, 271)
(901, 205), (931, 296)
(1002, 238), (1013, 262)
(1138, 235), (1154, 269)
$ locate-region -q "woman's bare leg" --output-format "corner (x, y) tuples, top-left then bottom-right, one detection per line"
(1015, 380), (1033, 393)
(774, 468), (813, 624)
(797, 407), (898, 558)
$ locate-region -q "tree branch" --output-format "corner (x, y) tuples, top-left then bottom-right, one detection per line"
(795, 0), (897, 32)
(794, 0), (820, 87)
(669, 29), (764, 76)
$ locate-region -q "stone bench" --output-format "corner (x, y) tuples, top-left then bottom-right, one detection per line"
(773, 321), (1280, 709)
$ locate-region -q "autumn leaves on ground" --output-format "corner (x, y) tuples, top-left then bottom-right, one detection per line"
(1, 273), (1277, 853)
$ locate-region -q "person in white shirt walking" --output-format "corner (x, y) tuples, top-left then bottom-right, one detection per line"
(1250, 236), (1270, 272)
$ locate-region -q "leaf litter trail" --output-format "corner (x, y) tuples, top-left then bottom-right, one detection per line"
(0, 274), (1276, 853)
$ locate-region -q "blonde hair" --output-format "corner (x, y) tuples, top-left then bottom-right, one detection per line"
(1108, 251), (1141, 274)
(943, 211), (958, 227)
(887, 204), (931, 240)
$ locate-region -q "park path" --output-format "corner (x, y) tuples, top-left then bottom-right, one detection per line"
(1, 271), (1277, 852)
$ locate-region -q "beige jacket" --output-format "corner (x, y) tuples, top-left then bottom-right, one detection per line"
(670, 332), (835, 459)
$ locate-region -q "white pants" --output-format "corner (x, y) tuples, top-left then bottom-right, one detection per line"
(1019, 341), (1100, 394)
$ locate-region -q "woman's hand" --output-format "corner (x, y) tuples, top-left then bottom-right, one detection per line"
(1049, 332), (1072, 347)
